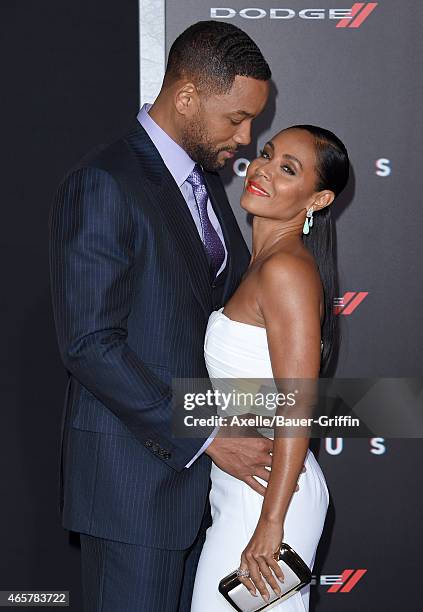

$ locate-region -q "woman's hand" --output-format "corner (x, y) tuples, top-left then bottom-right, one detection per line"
(238, 518), (285, 602)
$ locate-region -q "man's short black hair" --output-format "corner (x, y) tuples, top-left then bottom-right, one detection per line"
(164, 20), (271, 94)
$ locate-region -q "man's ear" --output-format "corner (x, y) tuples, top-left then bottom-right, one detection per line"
(313, 190), (335, 212)
(174, 82), (199, 117)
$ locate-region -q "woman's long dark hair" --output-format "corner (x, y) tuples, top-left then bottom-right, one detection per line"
(290, 125), (349, 373)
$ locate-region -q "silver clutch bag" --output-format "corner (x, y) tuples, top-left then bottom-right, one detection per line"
(218, 543), (312, 612)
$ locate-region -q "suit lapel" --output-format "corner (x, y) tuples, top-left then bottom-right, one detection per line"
(125, 122), (213, 316)
(156, 171), (213, 313)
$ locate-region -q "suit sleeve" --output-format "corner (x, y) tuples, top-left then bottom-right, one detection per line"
(49, 166), (210, 471)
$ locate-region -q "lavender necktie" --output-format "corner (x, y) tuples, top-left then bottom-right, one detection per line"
(186, 165), (225, 278)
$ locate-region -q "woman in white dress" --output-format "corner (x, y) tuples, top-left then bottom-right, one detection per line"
(191, 125), (349, 611)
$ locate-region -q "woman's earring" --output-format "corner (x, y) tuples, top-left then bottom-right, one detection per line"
(303, 208), (314, 235)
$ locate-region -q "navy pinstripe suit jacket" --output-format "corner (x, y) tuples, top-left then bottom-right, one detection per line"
(49, 121), (250, 549)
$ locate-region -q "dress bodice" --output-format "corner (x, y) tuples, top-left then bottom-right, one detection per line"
(204, 307), (277, 424)
(205, 307), (323, 378)
(205, 307), (274, 379)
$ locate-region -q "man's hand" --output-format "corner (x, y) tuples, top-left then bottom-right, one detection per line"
(205, 431), (273, 496)
(204, 417), (306, 495)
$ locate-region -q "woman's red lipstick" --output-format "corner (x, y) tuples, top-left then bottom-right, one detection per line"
(246, 180), (270, 197)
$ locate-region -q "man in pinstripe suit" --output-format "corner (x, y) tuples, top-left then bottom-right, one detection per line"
(49, 21), (272, 611)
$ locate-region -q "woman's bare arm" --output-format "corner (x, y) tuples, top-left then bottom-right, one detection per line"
(260, 254), (321, 523)
(238, 253), (322, 601)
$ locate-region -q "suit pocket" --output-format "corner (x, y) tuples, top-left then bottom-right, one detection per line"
(70, 363), (172, 436)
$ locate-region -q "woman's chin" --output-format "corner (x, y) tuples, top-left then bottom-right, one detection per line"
(240, 193), (254, 213)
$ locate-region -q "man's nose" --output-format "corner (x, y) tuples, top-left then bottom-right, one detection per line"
(233, 122), (252, 147)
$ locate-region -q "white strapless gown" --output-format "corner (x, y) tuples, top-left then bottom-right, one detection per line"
(191, 308), (329, 612)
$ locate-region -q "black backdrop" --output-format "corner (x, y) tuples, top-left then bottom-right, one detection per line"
(1, 2), (138, 609)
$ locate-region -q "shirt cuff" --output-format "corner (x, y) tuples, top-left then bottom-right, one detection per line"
(185, 425), (219, 468)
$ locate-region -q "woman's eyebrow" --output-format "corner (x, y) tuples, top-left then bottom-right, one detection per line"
(283, 153), (303, 170)
(263, 142), (303, 169)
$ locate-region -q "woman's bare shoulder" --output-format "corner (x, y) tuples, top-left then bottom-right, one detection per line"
(258, 249), (320, 292)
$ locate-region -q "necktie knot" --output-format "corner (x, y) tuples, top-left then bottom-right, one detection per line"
(186, 165), (207, 197)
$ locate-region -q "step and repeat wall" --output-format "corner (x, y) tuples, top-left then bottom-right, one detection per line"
(164, 2), (422, 610)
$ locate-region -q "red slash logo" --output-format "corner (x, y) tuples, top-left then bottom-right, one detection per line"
(336, 3), (378, 28)
(333, 292), (368, 315)
(327, 569), (367, 592)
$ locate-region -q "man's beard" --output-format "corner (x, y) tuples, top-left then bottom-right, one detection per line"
(180, 114), (236, 172)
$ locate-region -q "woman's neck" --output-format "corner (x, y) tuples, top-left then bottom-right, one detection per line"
(250, 215), (304, 263)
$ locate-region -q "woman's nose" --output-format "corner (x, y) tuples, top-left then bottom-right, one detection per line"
(255, 165), (271, 181)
